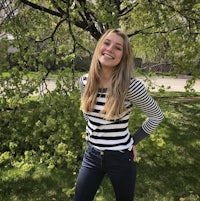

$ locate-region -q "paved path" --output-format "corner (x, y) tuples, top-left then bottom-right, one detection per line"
(137, 76), (200, 92)
(40, 76), (200, 94)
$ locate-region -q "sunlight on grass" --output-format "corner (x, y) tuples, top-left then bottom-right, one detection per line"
(0, 93), (199, 201)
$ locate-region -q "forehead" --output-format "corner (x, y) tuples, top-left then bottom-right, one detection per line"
(103, 32), (124, 46)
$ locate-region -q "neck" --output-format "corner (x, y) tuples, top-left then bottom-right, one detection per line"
(101, 66), (113, 79)
(99, 68), (113, 88)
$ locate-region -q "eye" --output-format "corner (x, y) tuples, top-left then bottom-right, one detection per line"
(115, 46), (122, 51)
(103, 41), (110, 46)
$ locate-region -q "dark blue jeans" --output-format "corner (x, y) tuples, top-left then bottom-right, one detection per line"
(74, 143), (136, 201)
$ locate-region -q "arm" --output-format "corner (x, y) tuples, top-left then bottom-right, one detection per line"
(128, 79), (164, 145)
(79, 74), (89, 122)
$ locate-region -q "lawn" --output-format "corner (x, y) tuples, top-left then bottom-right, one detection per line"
(0, 92), (199, 201)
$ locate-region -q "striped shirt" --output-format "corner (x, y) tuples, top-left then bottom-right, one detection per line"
(80, 74), (164, 151)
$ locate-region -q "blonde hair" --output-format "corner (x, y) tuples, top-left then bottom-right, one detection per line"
(81, 29), (134, 120)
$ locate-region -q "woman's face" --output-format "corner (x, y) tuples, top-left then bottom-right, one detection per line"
(98, 32), (124, 69)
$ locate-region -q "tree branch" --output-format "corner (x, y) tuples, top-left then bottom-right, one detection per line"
(35, 18), (67, 43)
(0, 0), (20, 26)
(19, 0), (63, 17)
(128, 24), (194, 38)
(72, 1), (104, 40)
(18, 0), (103, 40)
(128, 25), (154, 37)
(50, 0), (66, 15)
(116, 1), (139, 17)
(155, 1), (199, 23)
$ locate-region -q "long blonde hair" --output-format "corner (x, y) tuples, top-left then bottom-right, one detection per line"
(81, 29), (134, 120)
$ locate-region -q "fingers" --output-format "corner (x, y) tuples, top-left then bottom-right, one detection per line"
(133, 145), (137, 161)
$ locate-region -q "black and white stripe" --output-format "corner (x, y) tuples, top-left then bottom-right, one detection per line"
(80, 74), (164, 151)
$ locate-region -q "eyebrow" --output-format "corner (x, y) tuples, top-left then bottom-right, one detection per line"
(104, 39), (123, 47)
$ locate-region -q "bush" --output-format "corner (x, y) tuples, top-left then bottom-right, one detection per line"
(0, 80), (86, 197)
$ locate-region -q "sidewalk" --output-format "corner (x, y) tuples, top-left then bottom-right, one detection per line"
(137, 76), (200, 92)
(40, 76), (200, 94)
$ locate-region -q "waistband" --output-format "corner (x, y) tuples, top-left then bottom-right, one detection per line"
(87, 142), (133, 155)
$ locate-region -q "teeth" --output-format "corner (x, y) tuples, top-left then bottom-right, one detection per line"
(103, 53), (114, 59)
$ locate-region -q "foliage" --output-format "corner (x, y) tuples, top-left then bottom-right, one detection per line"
(126, 0), (200, 75)
(0, 0), (199, 76)
(0, 72), (86, 198)
(0, 92), (200, 200)
(0, 0), (200, 200)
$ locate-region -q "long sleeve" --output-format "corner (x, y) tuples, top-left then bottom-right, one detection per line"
(79, 74), (89, 122)
(127, 78), (164, 144)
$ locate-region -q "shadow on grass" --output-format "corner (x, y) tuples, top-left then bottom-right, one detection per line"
(0, 167), (73, 201)
(134, 98), (200, 200)
(1, 95), (199, 201)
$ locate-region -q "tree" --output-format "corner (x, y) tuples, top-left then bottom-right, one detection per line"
(126, 0), (200, 75)
(1, 0), (199, 75)
(0, 1), (199, 198)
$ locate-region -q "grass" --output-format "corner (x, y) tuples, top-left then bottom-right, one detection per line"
(0, 165), (73, 201)
(95, 93), (200, 201)
(137, 96), (199, 200)
(0, 92), (199, 201)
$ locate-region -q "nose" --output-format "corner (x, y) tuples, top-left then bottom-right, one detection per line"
(107, 44), (114, 52)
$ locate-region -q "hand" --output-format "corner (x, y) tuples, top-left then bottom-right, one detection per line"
(132, 145), (137, 161)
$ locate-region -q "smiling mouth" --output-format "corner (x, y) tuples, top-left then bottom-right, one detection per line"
(102, 53), (114, 59)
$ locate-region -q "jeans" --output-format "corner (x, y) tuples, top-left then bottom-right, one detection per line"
(74, 143), (136, 201)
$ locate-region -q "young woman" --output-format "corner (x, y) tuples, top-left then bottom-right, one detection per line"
(74, 29), (164, 201)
